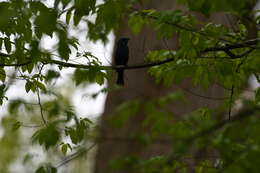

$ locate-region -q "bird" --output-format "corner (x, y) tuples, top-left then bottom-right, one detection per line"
(114, 38), (130, 85)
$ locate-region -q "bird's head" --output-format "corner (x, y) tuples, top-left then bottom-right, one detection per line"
(118, 37), (130, 46)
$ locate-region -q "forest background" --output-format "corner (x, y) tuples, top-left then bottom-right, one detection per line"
(0, 0), (260, 173)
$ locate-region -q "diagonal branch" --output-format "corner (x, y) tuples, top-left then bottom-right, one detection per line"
(161, 106), (260, 170)
(56, 143), (96, 168)
(186, 106), (260, 143)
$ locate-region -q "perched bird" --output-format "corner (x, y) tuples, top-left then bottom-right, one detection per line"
(114, 38), (130, 85)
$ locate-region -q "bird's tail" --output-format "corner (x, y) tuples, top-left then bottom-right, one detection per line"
(116, 69), (124, 85)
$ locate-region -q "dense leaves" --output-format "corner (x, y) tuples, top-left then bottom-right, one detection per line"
(0, 0), (260, 173)
(32, 123), (61, 149)
(177, 0), (257, 15)
(35, 165), (57, 173)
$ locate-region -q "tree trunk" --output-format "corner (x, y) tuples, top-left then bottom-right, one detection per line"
(94, 1), (245, 173)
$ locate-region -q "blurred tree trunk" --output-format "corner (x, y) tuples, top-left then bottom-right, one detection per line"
(94, 1), (255, 173)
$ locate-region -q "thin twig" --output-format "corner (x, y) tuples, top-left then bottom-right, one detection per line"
(178, 85), (229, 100)
(36, 89), (47, 125)
(223, 48), (254, 59)
(56, 143), (96, 168)
(228, 85), (235, 120)
(36, 63), (47, 125)
(20, 123), (44, 128)
(204, 40), (258, 52)
(187, 107), (259, 143)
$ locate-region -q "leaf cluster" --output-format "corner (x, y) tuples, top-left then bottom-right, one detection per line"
(0, 0), (260, 173)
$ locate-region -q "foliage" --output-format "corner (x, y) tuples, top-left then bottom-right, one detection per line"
(0, 0), (260, 173)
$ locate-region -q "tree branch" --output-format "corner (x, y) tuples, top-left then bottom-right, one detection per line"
(204, 39), (258, 52)
(0, 38), (258, 70)
(0, 52), (32, 66)
(41, 58), (176, 70)
(56, 143), (96, 168)
(186, 106), (260, 143)
(42, 39), (258, 70)
(36, 89), (47, 125)
(161, 106), (260, 170)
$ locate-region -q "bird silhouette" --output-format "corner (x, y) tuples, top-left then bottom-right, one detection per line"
(114, 38), (130, 85)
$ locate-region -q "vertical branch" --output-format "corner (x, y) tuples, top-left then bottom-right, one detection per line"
(37, 88), (47, 125)
(228, 84), (235, 120)
(37, 63), (47, 125)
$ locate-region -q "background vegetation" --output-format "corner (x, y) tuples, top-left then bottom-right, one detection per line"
(0, 0), (260, 173)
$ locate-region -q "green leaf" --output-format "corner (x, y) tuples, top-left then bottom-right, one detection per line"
(0, 39), (2, 49)
(65, 8), (72, 24)
(54, 0), (60, 9)
(32, 123), (60, 149)
(12, 121), (21, 131)
(45, 70), (60, 83)
(35, 166), (46, 173)
(238, 23), (247, 35)
(111, 99), (141, 127)
(4, 37), (11, 53)
(60, 143), (72, 155)
(35, 165), (57, 173)
(0, 67), (6, 82)
(26, 63), (34, 74)
(255, 88), (260, 103)
(66, 128), (78, 144)
(128, 12), (146, 35)
(61, 144), (68, 155)
(0, 84), (6, 105)
(24, 80), (44, 93)
(8, 99), (23, 114)
(34, 6), (57, 37)
(73, 0), (96, 26)
(73, 10), (83, 26)
(25, 80), (32, 93)
(58, 36), (71, 61)
(145, 49), (176, 62)
(74, 0), (96, 19)
(61, 0), (70, 9)
(87, 0), (126, 42)
(66, 128), (81, 144)
(35, 81), (47, 92)
(65, 118), (91, 144)
(73, 67), (106, 85)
